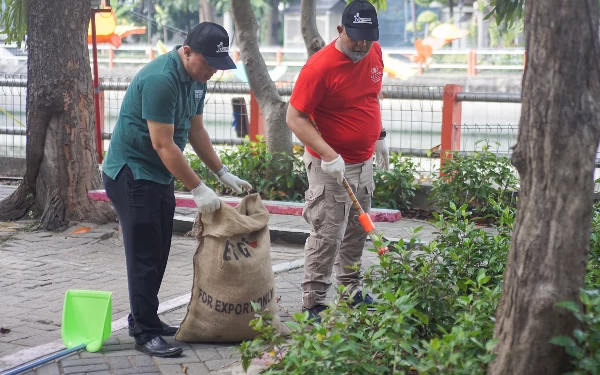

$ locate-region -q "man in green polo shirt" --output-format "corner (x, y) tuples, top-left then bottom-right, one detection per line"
(102, 22), (251, 358)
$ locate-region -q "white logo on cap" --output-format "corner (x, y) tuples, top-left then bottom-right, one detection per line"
(216, 42), (229, 53)
(353, 13), (372, 24)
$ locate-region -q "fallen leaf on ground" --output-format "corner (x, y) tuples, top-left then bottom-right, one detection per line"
(71, 227), (92, 234)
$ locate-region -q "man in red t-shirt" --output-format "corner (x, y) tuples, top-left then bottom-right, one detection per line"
(286, 0), (389, 322)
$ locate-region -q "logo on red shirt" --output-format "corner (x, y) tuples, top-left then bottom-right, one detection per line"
(370, 67), (382, 83)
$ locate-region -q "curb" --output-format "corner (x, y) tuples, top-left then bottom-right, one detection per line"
(89, 190), (402, 222)
(173, 215), (421, 249)
(0, 258), (305, 374)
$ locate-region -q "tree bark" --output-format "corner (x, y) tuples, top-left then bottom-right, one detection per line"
(0, 0), (115, 231)
(199, 0), (215, 23)
(488, 1), (600, 374)
(300, 0), (325, 57)
(230, 0), (292, 156)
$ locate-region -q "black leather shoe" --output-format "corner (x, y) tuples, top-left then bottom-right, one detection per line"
(135, 336), (183, 358)
(128, 321), (179, 337)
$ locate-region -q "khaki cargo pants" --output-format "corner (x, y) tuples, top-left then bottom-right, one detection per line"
(301, 151), (374, 309)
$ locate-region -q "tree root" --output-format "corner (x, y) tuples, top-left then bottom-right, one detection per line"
(0, 183), (35, 221)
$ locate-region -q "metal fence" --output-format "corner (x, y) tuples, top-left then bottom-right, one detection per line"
(0, 74), (525, 178)
(1, 44), (526, 74)
(0, 75), (26, 158)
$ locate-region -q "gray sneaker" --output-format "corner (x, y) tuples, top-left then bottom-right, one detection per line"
(349, 293), (379, 310)
(302, 304), (328, 324)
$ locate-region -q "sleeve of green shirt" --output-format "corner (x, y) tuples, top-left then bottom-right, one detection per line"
(196, 83), (207, 115)
(141, 74), (178, 124)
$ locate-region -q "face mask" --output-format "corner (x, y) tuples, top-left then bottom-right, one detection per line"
(341, 40), (368, 63)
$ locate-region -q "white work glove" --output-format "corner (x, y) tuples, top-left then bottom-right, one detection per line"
(375, 139), (390, 171)
(217, 171), (253, 194)
(191, 182), (221, 214)
(321, 155), (345, 185)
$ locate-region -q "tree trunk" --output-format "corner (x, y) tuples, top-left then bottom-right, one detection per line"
(230, 0), (292, 156)
(410, 0), (417, 42)
(147, 0), (153, 43)
(266, 0), (281, 46)
(476, 0), (491, 49)
(488, 1), (600, 374)
(300, 0), (325, 57)
(199, 0), (215, 23)
(0, 0), (115, 231)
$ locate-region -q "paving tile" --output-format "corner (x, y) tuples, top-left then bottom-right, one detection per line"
(61, 357), (106, 367)
(106, 356), (133, 370)
(34, 363), (62, 375)
(157, 363), (210, 375)
(111, 365), (161, 374)
(128, 354), (156, 368)
(204, 359), (239, 372)
(151, 352), (201, 365)
(62, 363), (110, 374)
(194, 348), (222, 361)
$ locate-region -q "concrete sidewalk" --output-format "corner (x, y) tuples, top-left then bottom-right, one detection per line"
(0, 184), (439, 374)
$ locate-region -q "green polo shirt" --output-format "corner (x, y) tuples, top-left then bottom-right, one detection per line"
(102, 46), (207, 184)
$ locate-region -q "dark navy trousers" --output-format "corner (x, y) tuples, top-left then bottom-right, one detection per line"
(102, 165), (175, 345)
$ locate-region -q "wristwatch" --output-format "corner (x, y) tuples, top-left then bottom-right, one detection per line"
(215, 165), (229, 178)
(378, 128), (387, 140)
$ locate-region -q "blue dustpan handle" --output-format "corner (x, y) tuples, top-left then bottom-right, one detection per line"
(2, 343), (86, 375)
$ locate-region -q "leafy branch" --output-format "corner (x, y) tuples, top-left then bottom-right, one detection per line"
(485, 0), (525, 27)
(0, 0), (28, 48)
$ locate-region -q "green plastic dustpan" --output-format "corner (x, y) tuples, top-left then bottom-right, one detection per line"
(61, 290), (112, 352)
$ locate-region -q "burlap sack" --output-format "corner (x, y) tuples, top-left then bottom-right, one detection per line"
(175, 193), (290, 342)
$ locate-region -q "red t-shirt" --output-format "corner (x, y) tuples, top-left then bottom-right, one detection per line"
(289, 40), (384, 164)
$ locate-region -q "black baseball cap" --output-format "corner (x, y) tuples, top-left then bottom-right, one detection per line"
(341, 0), (379, 41)
(185, 22), (236, 70)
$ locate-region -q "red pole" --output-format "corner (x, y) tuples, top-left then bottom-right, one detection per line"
(91, 8), (112, 163)
(440, 84), (463, 170)
(91, 9), (103, 164)
(467, 50), (477, 76)
(98, 77), (105, 156)
(249, 91), (265, 142)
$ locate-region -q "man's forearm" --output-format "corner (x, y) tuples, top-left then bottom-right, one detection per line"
(189, 127), (223, 173)
(288, 116), (338, 162)
(155, 144), (201, 190)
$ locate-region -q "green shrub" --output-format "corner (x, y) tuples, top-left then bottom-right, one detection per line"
(430, 141), (519, 221)
(236, 154), (600, 374)
(180, 136), (308, 202)
(179, 138), (418, 209)
(587, 201), (600, 287)
(551, 289), (600, 375)
(552, 202), (600, 374)
(239, 201), (514, 374)
(372, 152), (418, 211)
